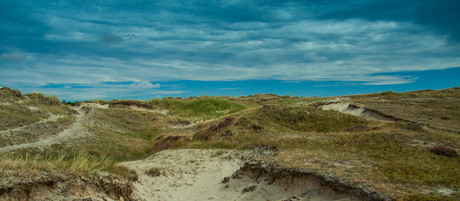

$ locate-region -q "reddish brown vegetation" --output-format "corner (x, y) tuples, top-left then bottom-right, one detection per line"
(193, 117), (235, 140)
(345, 125), (378, 132)
(250, 124), (263, 130)
(147, 136), (190, 154)
(430, 145), (458, 157)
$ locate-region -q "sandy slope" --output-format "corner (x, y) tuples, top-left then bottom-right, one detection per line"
(121, 149), (249, 201)
(121, 149), (364, 201)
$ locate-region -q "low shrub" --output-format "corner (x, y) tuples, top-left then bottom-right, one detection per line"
(430, 146), (458, 157)
(193, 117), (235, 140)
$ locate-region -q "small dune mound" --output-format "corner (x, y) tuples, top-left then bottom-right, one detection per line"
(321, 103), (398, 121)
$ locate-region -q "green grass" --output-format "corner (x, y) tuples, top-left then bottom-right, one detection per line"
(256, 105), (369, 132)
(82, 108), (163, 160)
(148, 97), (248, 120)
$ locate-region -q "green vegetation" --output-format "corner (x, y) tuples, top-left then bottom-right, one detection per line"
(148, 97), (248, 120)
(82, 108), (163, 160)
(256, 105), (368, 132)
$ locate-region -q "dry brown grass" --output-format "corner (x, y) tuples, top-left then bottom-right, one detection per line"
(350, 88), (460, 132)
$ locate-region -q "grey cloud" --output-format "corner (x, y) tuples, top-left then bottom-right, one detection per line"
(0, 53), (29, 63)
(309, 0), (460, 43)
(100, 33), (123, 44)
(1, 0), (459, 90)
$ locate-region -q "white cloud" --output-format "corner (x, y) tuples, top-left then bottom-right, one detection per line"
(130, 81), (161, 89)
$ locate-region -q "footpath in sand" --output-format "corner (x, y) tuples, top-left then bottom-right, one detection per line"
(121, 149), (367, 201)
(0, 105), (91, 152)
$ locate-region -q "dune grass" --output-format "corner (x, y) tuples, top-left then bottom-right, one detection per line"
(0, 150), (135, 179)
(186, 89), (460, 200)
(0, 104), (49, 130)
(1, 87), (459, 200)
(148, 97), (248, 120)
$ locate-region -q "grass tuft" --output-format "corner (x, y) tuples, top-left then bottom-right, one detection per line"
(0, 150), (136, 179)
(145, 167), (163, 177)
(26, 93), (61, 106)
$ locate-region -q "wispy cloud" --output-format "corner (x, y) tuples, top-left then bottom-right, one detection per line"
(0, 53), (31, 63)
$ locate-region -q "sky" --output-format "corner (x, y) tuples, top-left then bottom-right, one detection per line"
(1, 0), (459, 101)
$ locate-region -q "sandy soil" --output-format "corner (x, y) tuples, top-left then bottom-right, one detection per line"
(121, 149), (366, 201)
(321, 103), (396, 121)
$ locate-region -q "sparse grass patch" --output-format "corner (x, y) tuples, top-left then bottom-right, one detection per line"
(82, 108), (164, 160)
(0, 104), (49, 130)
(145, 167), (164, 177)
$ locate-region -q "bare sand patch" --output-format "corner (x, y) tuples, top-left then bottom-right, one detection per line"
(321, 103), (397, 121)
(122, 149), (382, 201)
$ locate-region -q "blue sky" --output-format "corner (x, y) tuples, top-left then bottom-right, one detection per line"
(1, 0), (459, 101)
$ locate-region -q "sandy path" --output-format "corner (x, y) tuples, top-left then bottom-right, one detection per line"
(0, 106), (89, 152)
